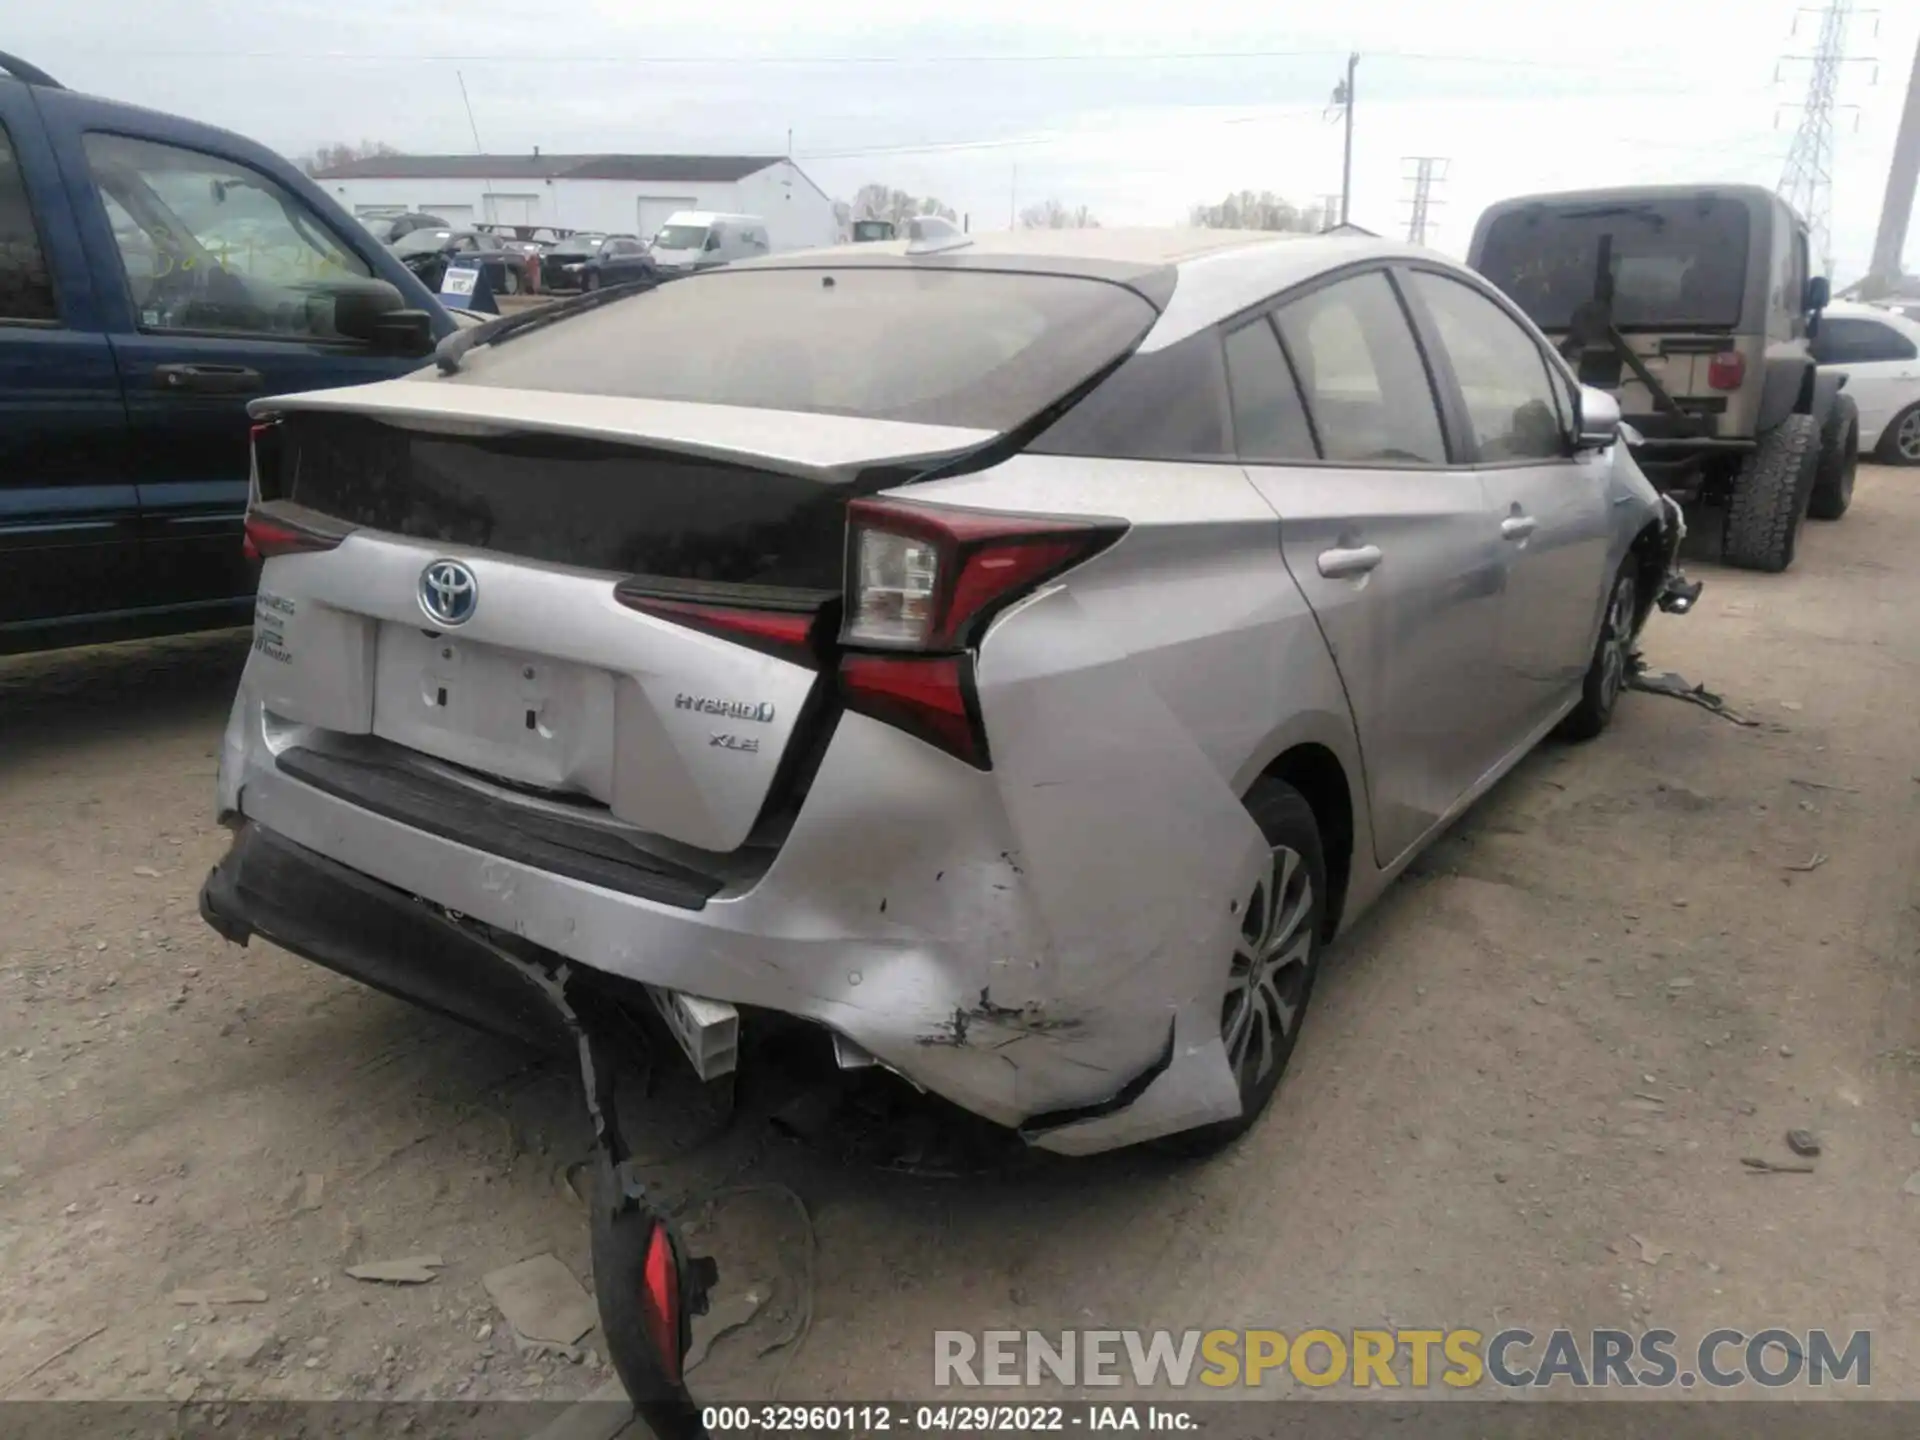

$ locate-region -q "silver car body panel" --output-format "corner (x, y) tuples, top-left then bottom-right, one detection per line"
(217, 234), (1675, 1153)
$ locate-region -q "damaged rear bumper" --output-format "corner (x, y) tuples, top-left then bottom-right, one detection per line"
(1652, 495), (1703, 616)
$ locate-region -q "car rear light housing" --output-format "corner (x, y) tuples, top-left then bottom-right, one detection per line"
(612, 586), (829, 668)
(842, 498), (1125, 652)
(838, 499), (1126, 768)
(242, 508), (348, 561)
(1707, 350), (1746, 391)
(640, 1221), (684, 1387)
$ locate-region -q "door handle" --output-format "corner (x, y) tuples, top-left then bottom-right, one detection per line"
(1317, 544), (1383, 579)
(153, 363), (266, 395)
(1500, 515), (1538, 541)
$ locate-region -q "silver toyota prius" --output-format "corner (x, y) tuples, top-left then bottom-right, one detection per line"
(202, 226), (1695, 1156)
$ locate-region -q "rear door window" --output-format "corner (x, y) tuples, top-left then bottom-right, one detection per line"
(1477, 198), (1751, 330)
(1222, 316), (1317, 461)
(1811, 316), (1919, 365)
(1273, 271), (1448, 465)
(0, 121), (58, 323)
(1410, 271), (1567, 462)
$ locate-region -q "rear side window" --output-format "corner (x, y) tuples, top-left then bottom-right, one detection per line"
(1811, 316), (1919, 365)
(1274, 271), (1447, 465)
(0, 122), (58, 323)
(455, 267), (1158, 431)
(1222, 317), (1317, 462)
(1029, 328), (1232, 461)
(1410, 272), (1566, 462)
(1477, 198), (1751, 331)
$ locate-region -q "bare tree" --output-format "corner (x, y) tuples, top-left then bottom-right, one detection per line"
(851, 183), (958, 228)
(298, 140), (403, 178)
(1187, 190), (1324, 233)
(1018, 198), (1101, 230)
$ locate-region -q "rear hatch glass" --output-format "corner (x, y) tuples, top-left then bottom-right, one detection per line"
(1476, 198), (1751, 332)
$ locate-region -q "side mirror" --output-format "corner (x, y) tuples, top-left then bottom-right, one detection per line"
(1575, 386), (1623, 450)
(328, 279), (435, 357)
(1806, 275), (1831, 312)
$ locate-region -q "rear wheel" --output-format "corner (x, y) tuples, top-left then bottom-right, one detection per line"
(1808, 393), (1859, 520)
(1159, 778), (1325, 1157)
(1879, 402), (1920, 466)
(1724, 413), (1819, 572)
(1557, 563), (1636, 742)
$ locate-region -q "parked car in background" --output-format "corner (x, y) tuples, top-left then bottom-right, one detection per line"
(391, 228), (533, 295)
(539, 232), (609, 290)
(206, 228), (1697, 1181)
(1812, 301), (1920, 466)
(1469, 184), (1851, 572)
(579, 234), (658, 290)
(648, 211), (770, 271)
(367, 211), (448, 245)
(850, 218), (897, 242)
(0, 51), (451, 655)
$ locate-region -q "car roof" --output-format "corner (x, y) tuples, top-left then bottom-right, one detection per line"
(740, 227), (1447, 349)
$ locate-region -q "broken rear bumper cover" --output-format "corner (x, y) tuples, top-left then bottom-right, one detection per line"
(207, 698), (1251, 1156)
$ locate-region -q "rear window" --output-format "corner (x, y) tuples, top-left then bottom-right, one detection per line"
(1476, 199), (1751, 331)
(453, 267), (1158, 430)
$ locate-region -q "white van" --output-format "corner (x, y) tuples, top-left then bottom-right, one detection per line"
(647, 212), (771, 271)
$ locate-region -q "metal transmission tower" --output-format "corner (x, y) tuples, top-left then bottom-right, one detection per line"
(1402, 157), (1450, 245)
(1776, 1), (1877, 277)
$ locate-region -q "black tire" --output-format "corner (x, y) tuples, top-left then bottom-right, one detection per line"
(1808, 392), (1858, 520)
(1557, 561), (1637, 742)
(1724, 413), (1820, 572)
(1879, 401), (1920, 466)
(1159, 778), (1326, 1157)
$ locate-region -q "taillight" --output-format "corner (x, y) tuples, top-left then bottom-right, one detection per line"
(1707, 351), (1746, 391)
(838, 499), (1124, 767)
(242, 510), (346, 561)
(640, 1221), (683, 1387)
(840, 653), (983, 767)
(842, 499), (1124, 651)
(613, 587), (824, 668)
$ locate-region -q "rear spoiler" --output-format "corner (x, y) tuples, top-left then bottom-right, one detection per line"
(251, 383), (996, 487)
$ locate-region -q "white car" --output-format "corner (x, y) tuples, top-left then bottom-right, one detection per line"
(1813, 301), (1920, 465)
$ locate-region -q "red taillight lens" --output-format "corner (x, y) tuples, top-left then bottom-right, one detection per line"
(612, 588), (824, 668)
(242, 511), (345, 561)
(842, 499), (1125, 651)
(1707, 351), (1746, 391)
(640, 1221), (682, 1387)
(840, 653), (984, 767)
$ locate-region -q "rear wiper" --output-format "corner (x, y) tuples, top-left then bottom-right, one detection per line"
(432, 276), (671, 375)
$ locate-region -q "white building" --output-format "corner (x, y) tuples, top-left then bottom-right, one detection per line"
(314, 152), (840, 251)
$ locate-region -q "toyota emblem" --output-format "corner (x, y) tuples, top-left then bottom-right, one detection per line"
(419, 559), (478, 627)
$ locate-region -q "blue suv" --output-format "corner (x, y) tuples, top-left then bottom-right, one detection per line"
(0, 53), (455, 654)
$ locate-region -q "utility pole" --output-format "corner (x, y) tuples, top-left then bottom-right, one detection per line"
(1402, 156), (1450, 245)
(1329, 53), (1360, 227)
(1776, 1), (1877, 278)
(1865, 32), (1920, 294)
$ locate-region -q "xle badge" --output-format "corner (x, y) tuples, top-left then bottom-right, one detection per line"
(710, 733), (760, 753)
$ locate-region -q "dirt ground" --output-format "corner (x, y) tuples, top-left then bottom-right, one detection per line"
(2, 467), (1916, 1411)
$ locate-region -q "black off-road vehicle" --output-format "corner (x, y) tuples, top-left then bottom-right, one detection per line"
(1469, 184), (1856, 572)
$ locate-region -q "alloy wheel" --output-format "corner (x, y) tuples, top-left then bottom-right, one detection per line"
(1899, 410), (1920, 462)
(1223, 844), (1315, 1090)
(1598, 571), (1636, 712)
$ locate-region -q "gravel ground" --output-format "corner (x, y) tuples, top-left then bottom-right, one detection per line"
(2, 467), (1915, 1410)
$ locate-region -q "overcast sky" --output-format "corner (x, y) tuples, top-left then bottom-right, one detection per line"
(19, 0), (1919, 281)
